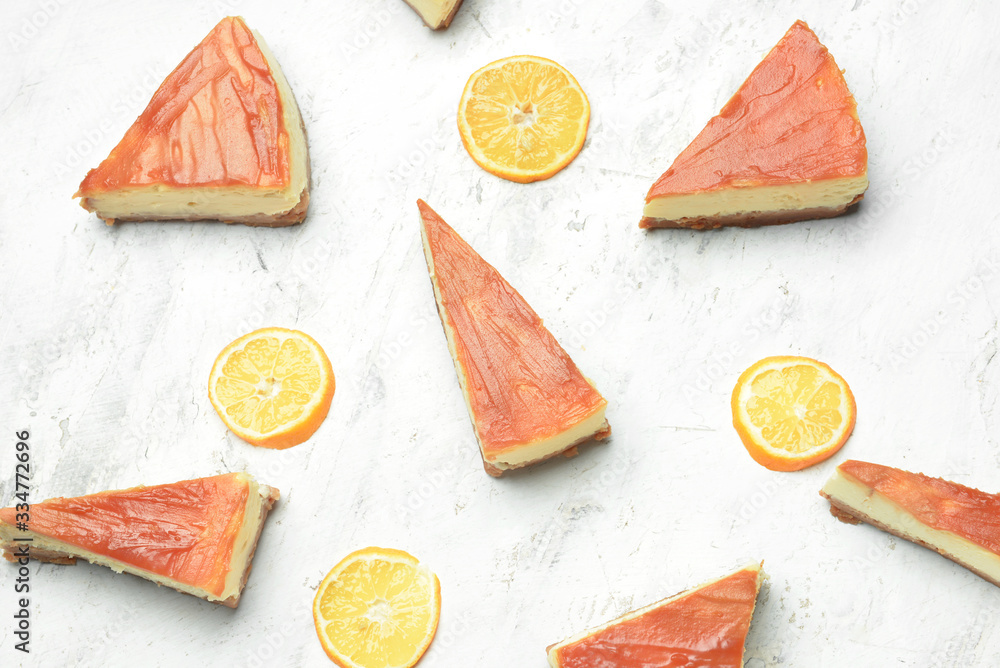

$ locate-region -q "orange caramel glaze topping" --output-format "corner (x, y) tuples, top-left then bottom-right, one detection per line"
(78, 17), (289, 194)
(838, 460), (1000, 554)
(0, 473), (250, 596)
(419, 200), (606, 456)
(552, 567), (760, 668)
(648, 20), (866, 200)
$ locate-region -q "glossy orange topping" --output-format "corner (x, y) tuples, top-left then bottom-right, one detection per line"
(838, 460), (1000, 554)
(648, 20), (866, 200)
(77, 16), (289, 194)
(0, 473), (250, 596)
(418, 200), (606, 456)
(552, 566), (761, 668)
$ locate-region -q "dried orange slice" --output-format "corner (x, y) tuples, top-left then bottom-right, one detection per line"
(731, 356), (856, 471)
(313, 547), (441, 668)
(457, 55), (590, 183)
(208, 327), (334, 449)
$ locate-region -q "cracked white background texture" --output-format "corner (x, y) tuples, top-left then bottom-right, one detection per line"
(1, 0), (1000, 666)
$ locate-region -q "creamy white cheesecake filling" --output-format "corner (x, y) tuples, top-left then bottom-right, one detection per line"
(405, 0), (460, 28)
(0, 475), (271, 603)
(643, 174), (868, 221)
(547, 562), (763, 667)
(84, 29), (308, 222)
(489, 407), (607, 470)
(421, 219), (607, 471)
(822, 469), (1000, 581)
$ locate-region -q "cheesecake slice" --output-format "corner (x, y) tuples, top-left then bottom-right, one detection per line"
(418, 199), (610, 476)
(75, 16), (309, 226)
(0, 472), (279, 607)
(403, 0), (464, 29)
(547, 562), (765, 667)
(641, 20), (867, 230)
(821, 460), (1000, 587)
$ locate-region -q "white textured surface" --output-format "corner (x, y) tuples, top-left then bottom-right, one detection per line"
(2, 0), (1000, 666)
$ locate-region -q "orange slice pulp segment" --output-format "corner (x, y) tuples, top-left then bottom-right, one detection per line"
(208, 327), (334, 449)
(312, 547), (441, 668)
(457, 55), (590, 183)
(731, 355), (856, 471)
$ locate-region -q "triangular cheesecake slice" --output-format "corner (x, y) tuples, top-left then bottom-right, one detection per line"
(418, 199), (610, 476)
(403, 0), (465, 29)
(641, 20), (867, 229)
(821, 460), (1000, 587)
(0, 473), (278, 607)
(547, 562), (765, 667)
(75, 16), (309, 226)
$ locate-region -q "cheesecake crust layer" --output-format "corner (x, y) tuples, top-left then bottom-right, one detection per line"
(821, 460), (1000, 589)
(481, 422), (611, 477)
(641, 194), (863, 230)
(84, 184), (310, 227)
(823, 494), (1000, 589)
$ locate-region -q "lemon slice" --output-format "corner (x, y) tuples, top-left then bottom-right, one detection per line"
(208, 327), (334, 449)
(313, 547), (441, 668)
(732, 355), (856, 471)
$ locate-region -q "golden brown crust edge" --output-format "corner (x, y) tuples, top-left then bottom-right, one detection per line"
(820, 491), (1000, 589)
(0, 484), (281, 607)
(639, 193), (864, 230)
(482, 421), (612, 478)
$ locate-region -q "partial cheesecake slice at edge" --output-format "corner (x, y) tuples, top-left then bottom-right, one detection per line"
(418, 199), (610, 477)
(820, 460), (1000, 588)
(547, 562), (764, 667)
(0, 472), (279, 607)
(403, 0), (465, 29)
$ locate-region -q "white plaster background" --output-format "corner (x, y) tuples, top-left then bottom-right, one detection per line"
(1, 0), (1000, 665)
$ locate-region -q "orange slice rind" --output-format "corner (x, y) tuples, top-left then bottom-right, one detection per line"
(312, 547), (441, 668)
(457, 55), (590, 183)
(731, 355), (856, 471)
(208, 327), (334, 449)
